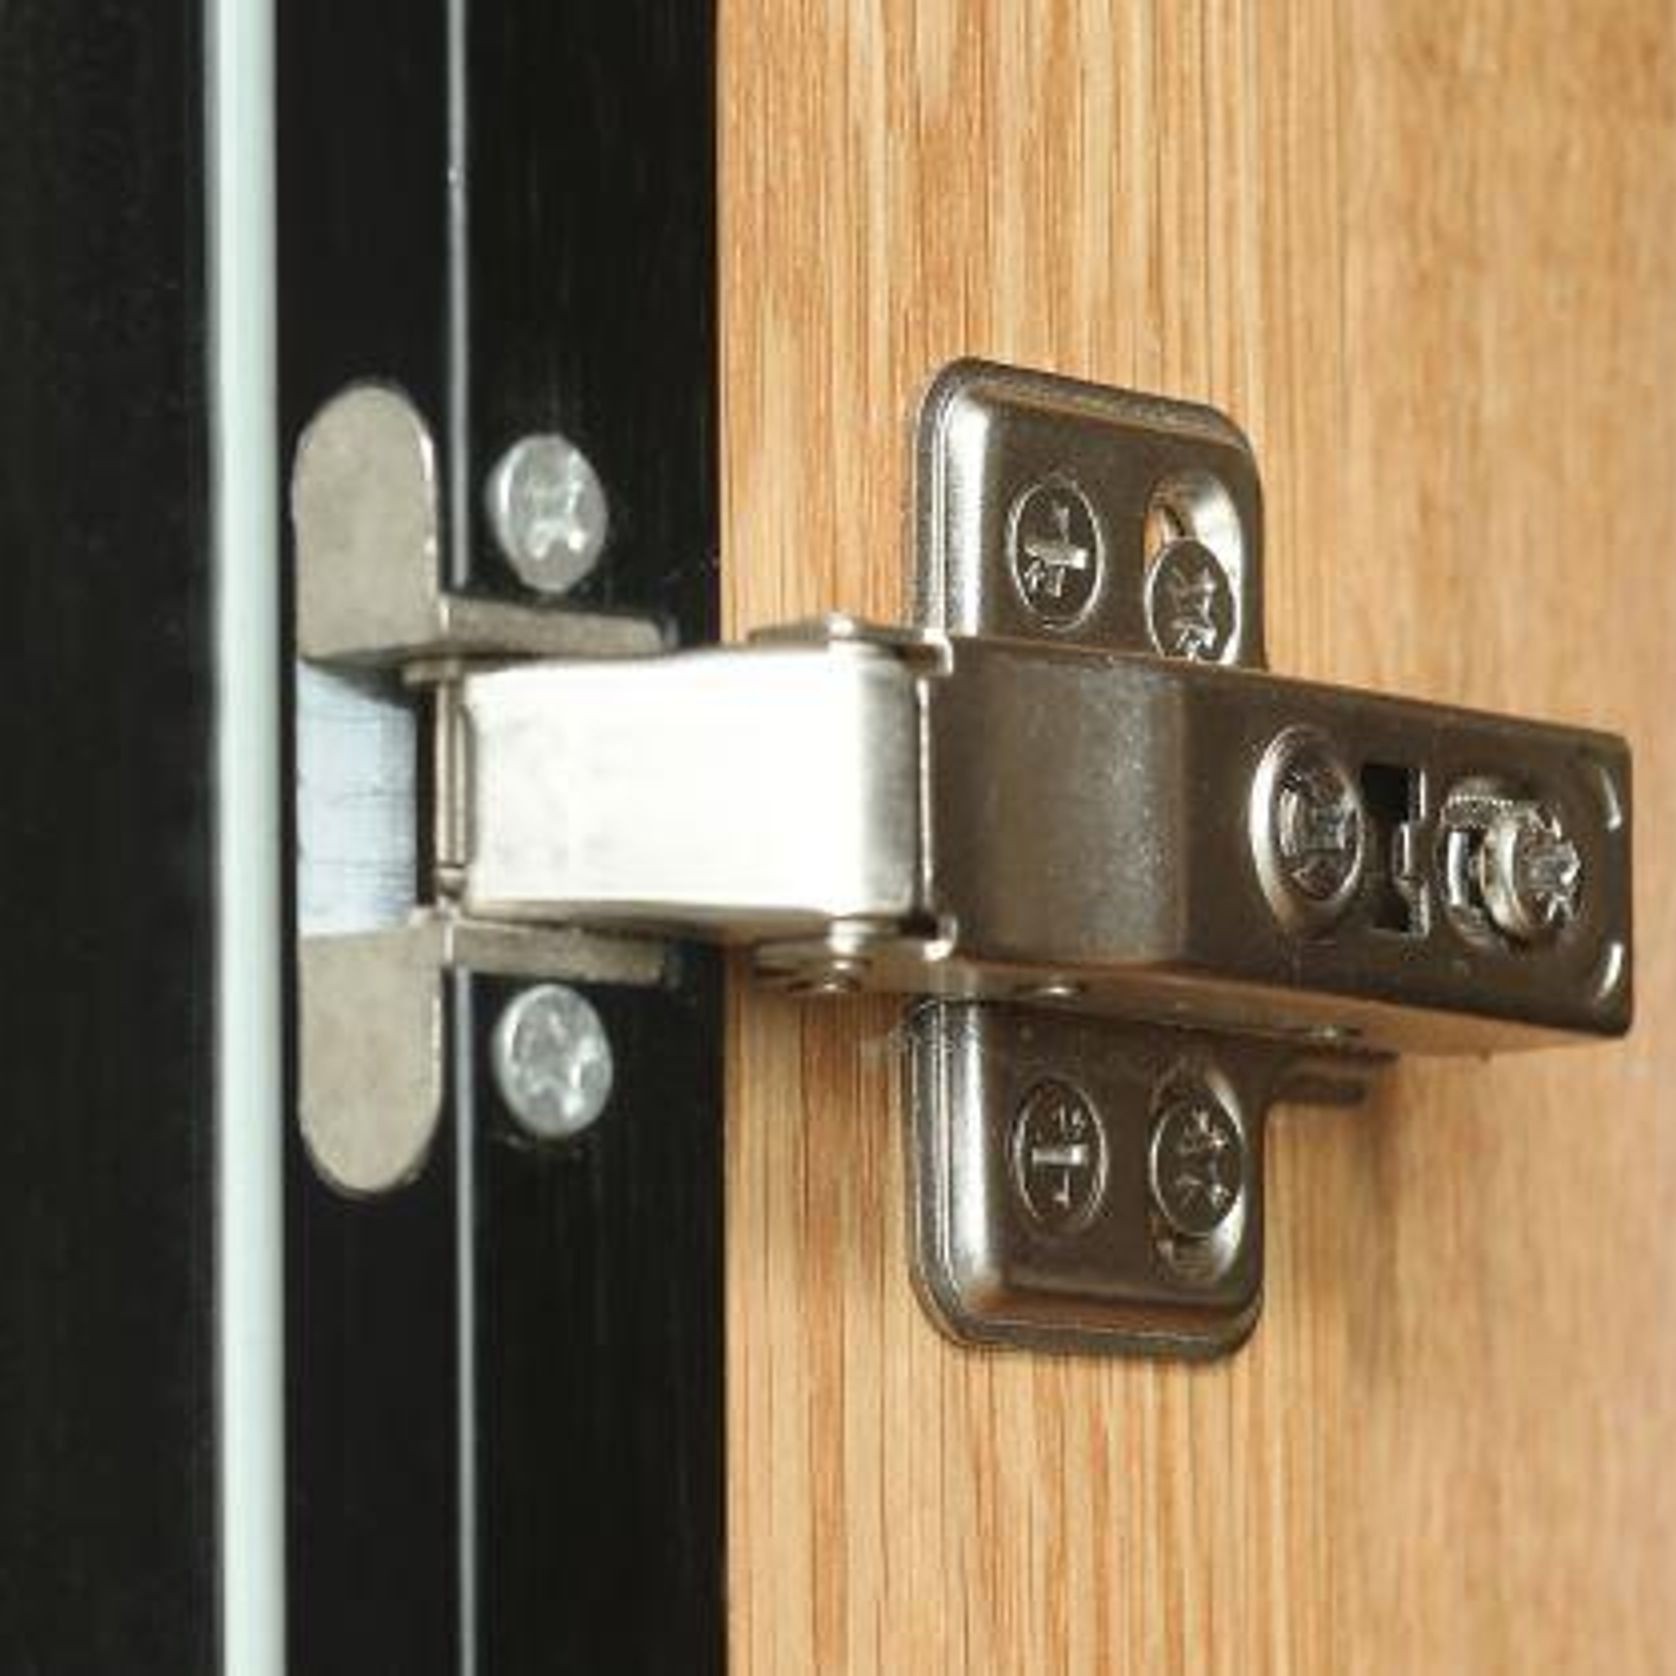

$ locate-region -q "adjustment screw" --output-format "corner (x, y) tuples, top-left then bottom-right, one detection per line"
(1250, 726), (1367, 931)
(1148, 1081), (1246, 1240)
(485, 432), (610, 595)
(1478, 803), (1583, 943)
(491, 983), (614, 1141)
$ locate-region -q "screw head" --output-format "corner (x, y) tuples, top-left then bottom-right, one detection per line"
(1251, 726), (1367, 931)
(1006, 476), (1104, 628)
(1148, 1079), (1246, 1240)
(781, 957), (867, 997)
(485, 433), (609, 595)
(491, 983), (614, 1141)
(1477, 803), (1582, 944)
(1010, 1079), (1109, 1234)
(1144, 536), (1236, 662)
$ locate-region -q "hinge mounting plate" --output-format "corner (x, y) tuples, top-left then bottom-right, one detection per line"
(910, 362), (1319, 1354)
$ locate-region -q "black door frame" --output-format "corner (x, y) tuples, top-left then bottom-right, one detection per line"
(0, 4), (726, 1670)
(279, 4), (726, 1672)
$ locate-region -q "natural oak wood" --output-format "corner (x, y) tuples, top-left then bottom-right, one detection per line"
(720, 4), (1676, 1670)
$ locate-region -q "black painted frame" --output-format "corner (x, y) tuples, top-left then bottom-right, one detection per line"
(0, 3), (218, 1671)
(280, 5), (725, 1672)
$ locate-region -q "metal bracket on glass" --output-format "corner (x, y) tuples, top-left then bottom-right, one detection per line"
(291, 385), (667, 1195)
(292, 363), (1632, 1354)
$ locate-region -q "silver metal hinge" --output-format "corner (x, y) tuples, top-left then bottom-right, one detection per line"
(292, 362), (1632, 1357)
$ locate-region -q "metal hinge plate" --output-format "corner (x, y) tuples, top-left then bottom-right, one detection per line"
(291, 362), (1632, 1356)
(910, 364), (1347, 1354)
(904, 363), (1626, 1353)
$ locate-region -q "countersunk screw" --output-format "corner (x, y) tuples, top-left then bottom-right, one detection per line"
(485, 432), (609, 595)
(1006, 476), (1104, 628)
(1478, 802), (1583, 944)
(1011, 1079), (1109, 1233)
(1148, 1080), (1246, 1240)
(780, 957), (868, 997)
(1144, 536), (1236, 663)
(1251, 726), (1367, 931)
(491, 983), (614, 1142)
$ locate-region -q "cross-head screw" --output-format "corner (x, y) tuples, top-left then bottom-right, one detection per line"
(1477, 801), (1582, 944)
(491, 983), (614, 1142)
(1148, 1078), (1246, 1240)
(485, 432), (609, 596)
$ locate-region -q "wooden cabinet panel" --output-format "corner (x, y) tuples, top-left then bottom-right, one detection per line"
(721, 4), (1676, 1670)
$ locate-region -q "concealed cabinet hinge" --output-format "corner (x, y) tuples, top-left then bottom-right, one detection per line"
(292, 361), (1632, 1357)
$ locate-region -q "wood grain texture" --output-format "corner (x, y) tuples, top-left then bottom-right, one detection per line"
(719, 4), (1676, 1670)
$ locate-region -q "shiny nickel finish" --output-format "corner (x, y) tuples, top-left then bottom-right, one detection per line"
(906, 1004), (1359, 1357)
(916, 359), (1263, 664)
(1250, 725), (1368, 932)
(1144, 537), (1236, 662)
(293, 361), (1634, 1358)
(1010, 1079), (1109, 1233)
(491, 982), (615, 1141)
(911, 362), (1275, 1354)
(1439, 780), (1585, 948)
(1006, 475), (1104, 628)
(900, 360), (1628, 1355)
(1148, 1073), (1246, 1242)
(1480, 802), (1583, 943)
(292, 387), (661, 1196)
(292, 386), (653, 664)
(485, 432), (611, 596)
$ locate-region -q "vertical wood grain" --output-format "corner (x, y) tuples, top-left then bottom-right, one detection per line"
(721, 4), (1676, 1669)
